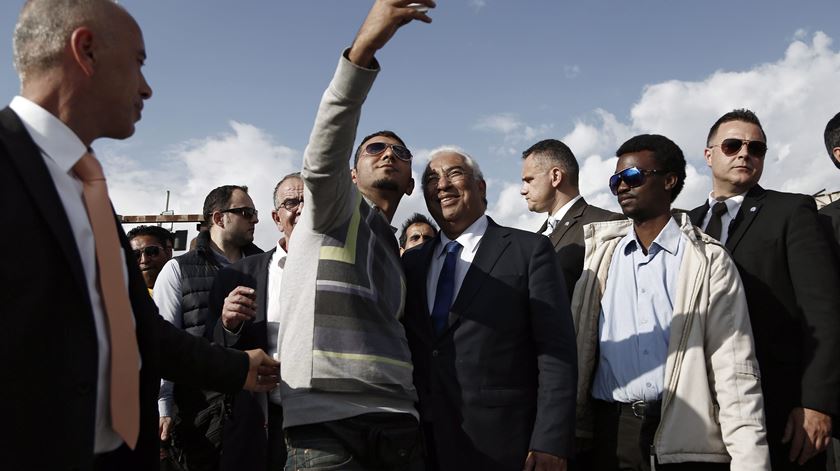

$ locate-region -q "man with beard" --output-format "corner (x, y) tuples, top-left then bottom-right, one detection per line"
(154, 184), (263, 470)
(275, 1), (434, 469)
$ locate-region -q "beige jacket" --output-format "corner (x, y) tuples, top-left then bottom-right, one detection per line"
(572, 212), (769, 468)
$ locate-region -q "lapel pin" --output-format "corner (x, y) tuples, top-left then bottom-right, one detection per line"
(564, 221), (570, 226)
(750, 206), (756, 212)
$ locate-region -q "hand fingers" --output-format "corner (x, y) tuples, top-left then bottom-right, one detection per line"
(782, 413), (794, 443)
(522, 452), (536, 471)
(229, 286), (256, 298)
(789, 424), (805, 463)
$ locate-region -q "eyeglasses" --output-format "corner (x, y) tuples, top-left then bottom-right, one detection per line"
(221, 207), (259, 219)
(609, 167), (664, 195)
(133, 245), (163, 259)
(362, 142), (413, 162)
(709, 138), (767, 158)
(277, 198), (303, 211)
(423, 167), (472, 188)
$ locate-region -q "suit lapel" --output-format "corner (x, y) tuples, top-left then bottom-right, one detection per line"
(687, 201), (709, 227)
(256, 249), (275, 349)
(548, 197), (587, 248)
(448, 218), (510, 329)
(726, 185), (766, 252)
(0, 108), (89, 295)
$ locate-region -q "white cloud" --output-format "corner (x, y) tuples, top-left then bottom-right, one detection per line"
(474, 112), (554, 154)
(564, 64), (581, 79)
(486, 31), (840, 228)
(106, 121), (301, 251)
(469, 0), (486, 12)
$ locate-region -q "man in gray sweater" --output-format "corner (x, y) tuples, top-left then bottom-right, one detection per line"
(276, 1), (435, 469)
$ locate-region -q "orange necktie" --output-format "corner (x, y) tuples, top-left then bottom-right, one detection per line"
(73, 152), (141, 449)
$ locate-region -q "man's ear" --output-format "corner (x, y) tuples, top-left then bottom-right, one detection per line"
(703, 147), (714, 167)
(69, 27), (96, 77)
(351, 167), (358, 184)
(405, 177), (415, 196)
(833, 147), (840, 166)
(212, 211), (224, 228)
(550, 167), (564, 189)
(664, 173), (679, 192)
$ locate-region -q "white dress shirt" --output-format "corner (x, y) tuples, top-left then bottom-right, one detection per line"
(542, 194), (582, 236)
(266, 241), (286, 406)
(10, 96), (124, 452)
(426, 215), (489, 313)
(700, 192), (745, 246)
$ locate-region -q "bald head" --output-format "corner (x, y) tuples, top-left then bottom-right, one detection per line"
(14, 0), (128, 83)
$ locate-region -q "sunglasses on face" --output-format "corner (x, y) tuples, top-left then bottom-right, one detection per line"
(709, 138), (767, 158)
(609, 167), (664, 195)
(133, 245), (163, 259)
(362, 142), (413, 162)
(221, 207), (258, 219)
(278, 198), (303, 211)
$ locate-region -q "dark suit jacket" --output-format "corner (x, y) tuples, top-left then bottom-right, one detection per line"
(536, 197), (624, 299)
(402, 217), (578, 471)
(688, 185), (840, 441)
(204, 249), (277, 471)
(0, 107), (249, 470)
(819, 199), (840, 255)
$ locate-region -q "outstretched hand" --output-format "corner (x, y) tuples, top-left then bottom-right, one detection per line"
(242, 349), (281, 392)
(349, 0), (435, 68)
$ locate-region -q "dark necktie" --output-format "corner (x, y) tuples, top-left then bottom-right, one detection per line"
(73, 152), (141, 448)
(431, 240), (462, 335)
(704, 201), (729, 241)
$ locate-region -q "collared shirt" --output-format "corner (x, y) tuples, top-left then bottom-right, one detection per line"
(591, 217), (685, 403)
(543, 195), (582, 236)
(154, 247), (234, 416)
(266, 241), (287, 406)
(10, 96), (125, 452)
(426, 215), (488, 313)
(700, 192), (745, 246)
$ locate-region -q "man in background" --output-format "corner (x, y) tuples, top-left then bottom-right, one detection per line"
(399, 212), (437, 254)
(128, 225), (174, 295)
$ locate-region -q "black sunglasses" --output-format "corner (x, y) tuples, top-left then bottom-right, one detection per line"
(609, 167), (664, 195)
(709, 138), (767, 158)
(221, 207), (259, 219)
(133, 245), (163, 259)
(278, 198), (303, 211)
(363, 142), (413, 162)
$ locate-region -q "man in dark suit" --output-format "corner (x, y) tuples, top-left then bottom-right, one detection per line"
(402, 146), (578, 471)
(820, 112), (840, 250)
(688, 109), (840, 470)
(0, 1), (279, 469)
(520, 138), (624, 299)
(203, 172), (303, 470)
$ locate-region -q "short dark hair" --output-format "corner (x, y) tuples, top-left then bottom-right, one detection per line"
(353, 130), (407, 168)
(398, 213), (437, 248)
(825, 112), (840, 169)
(616, 134), (686, 202)
(706, 108), (767, 146)
(127, 225), (174, 248)
(273, 172), (302, 209)
(521, 139), (579, 187)
(203, 185), (248, 223)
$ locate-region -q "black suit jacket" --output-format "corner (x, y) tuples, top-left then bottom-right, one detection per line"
(204, 249), (277, 471)
(402, 217), (577, 471)
(0, 107), (249, 470)
(688, 186), (840, 440)
(536, 197), (624, 299)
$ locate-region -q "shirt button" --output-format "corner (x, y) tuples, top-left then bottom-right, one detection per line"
(642, 350), (649, 355)
(432, 350), (439, 357)
(640, 318), (648, 325)
(646, 382), (653, 388)
(641, 288), (647, 294)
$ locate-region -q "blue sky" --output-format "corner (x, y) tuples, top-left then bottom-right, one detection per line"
(2, 1), (840, 250)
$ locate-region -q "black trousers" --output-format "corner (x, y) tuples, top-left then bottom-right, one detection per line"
(591, 399), (729, 471)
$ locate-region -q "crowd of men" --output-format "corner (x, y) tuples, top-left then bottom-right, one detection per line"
(5, 0), (840, 470)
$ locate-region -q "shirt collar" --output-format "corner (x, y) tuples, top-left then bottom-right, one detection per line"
(706, 191), (746, 220)
(623, 217), (681, 256)
(9, 96), (87, 173)
(436, 214), (488, 259)
(549, 194), (582, 223)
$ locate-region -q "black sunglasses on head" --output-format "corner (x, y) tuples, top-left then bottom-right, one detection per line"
(709, 138), (767, 158)
(221, 207), (258, 219)
(609, 167), (664, 195)
(133, 245), (163, 259)
(363, 142), (413, 162)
